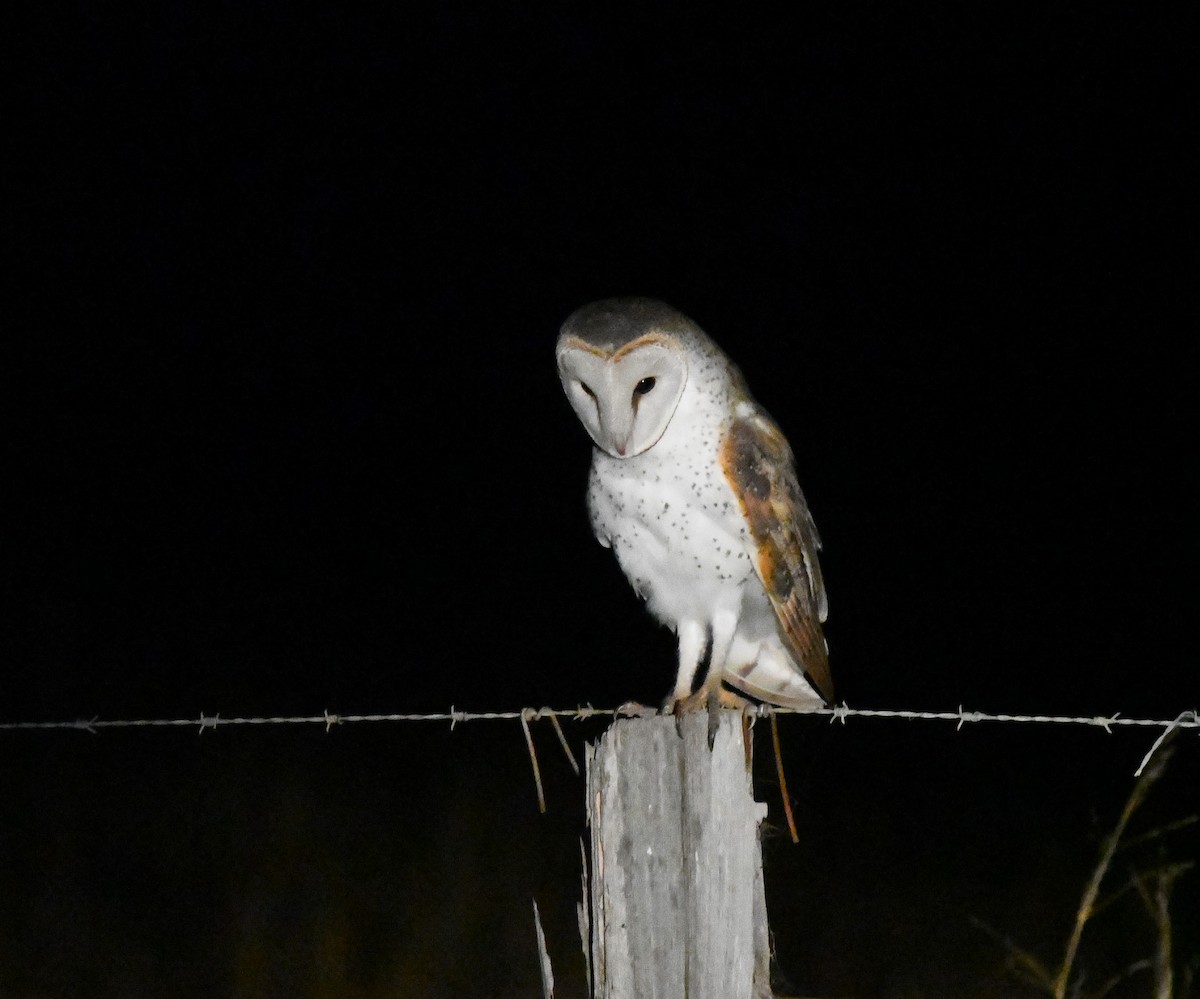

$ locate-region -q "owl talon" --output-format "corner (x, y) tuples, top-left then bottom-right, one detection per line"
(657, 695), (683, 737)
(705, 685), (724, 750)
(706, 685), (753, 749)
(664, 689), (709, 738)
(616, 700), (657, 719)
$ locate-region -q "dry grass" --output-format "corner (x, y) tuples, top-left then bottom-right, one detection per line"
(974, 736), (1196, 999)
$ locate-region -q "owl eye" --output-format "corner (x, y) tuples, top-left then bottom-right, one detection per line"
(634, 376), (656, 397)
(578, 381), (596, 399)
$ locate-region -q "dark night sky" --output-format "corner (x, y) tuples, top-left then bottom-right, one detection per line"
(5, 7), (1198, 997)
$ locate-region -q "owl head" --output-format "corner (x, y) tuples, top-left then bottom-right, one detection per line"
(556, 298), (698, 459)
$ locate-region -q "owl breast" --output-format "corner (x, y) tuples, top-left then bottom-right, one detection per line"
(587, 433), (756, 629)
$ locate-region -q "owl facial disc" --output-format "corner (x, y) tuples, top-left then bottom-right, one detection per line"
(556, 333), (687, 458)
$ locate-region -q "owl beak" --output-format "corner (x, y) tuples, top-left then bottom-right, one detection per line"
(600, 408), (638, 458)
(601, 400), (635, 458)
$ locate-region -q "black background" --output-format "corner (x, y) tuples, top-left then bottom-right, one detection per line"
(6, 6), (1197, 997)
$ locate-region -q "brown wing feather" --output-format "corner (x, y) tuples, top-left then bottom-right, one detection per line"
(721, 409), (834, 703)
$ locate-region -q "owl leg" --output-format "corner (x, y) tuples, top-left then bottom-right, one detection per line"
(700, 608), (747, 748)
(662, 619), (707, 717)
(706, 607), (738, 676)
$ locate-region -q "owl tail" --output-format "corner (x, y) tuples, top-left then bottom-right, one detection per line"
(723, 636), (829, 710)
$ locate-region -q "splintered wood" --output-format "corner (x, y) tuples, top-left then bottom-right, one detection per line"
(584, 712), (773, 999)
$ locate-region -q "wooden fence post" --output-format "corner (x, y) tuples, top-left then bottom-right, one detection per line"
(583, 711), (773, 999)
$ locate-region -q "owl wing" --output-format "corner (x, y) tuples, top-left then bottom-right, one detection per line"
(720, 405), (833, 703)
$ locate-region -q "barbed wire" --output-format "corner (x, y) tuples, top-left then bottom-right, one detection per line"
(3, 704), (1195, 773)
(2, 703), (1196, 735)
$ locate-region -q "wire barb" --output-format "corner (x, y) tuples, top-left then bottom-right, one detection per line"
(956, 705), (984, 729)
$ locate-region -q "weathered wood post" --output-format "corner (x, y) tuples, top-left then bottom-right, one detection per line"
(583, 711), (773, 999)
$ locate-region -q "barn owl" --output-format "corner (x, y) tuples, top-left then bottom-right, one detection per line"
(556, 298), (832, 732)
